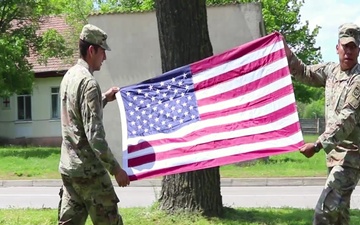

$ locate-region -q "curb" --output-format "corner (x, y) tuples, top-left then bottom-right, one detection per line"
(0, 177), (329, 187)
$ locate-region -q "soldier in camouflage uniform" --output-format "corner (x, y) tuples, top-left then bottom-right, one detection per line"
(58, 24), (130, 225)
(283, 23), (360, 225)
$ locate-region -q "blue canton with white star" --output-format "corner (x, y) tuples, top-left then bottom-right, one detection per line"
(120, 65), (200, 138)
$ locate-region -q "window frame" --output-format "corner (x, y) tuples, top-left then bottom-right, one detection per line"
(17, 93), (32, 121)
(51, 87), (60, 120)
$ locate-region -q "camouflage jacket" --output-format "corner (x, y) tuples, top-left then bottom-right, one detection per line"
(59, 59), (120, 177)
(288, 53), (360, 168)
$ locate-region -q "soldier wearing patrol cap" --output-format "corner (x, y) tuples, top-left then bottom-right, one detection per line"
(282, 23), (360, 225)
(339, 23), (360, 46)
(58, 24), (130, 225)
(80, 24), (111, 51)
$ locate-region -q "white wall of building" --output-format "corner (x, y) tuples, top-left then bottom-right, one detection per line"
(0, 77), (62, 140)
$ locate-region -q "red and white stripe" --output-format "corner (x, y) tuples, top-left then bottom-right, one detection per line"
(117, 32), (303, 181)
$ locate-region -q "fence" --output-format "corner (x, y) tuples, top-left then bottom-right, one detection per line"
(299, 118), (325, 134)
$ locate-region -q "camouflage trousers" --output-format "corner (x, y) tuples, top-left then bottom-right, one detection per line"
(313, 165), (360, 225)
(58, 173), (124, 225)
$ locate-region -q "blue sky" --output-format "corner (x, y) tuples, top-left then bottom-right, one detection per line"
(299, 0), (360, 63)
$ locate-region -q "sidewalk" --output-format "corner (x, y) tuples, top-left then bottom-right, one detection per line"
(0, 177), (330, 187)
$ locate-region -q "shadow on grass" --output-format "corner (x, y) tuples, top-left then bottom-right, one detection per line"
(234, 157), (303, 168)
(268, 157), (302, 164)
(218, 207), (314, 225)
(0, 147), (59, 159)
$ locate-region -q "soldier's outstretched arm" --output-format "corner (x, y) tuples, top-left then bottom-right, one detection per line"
(81, 80), (130, 185)
(281, 35), (330, 87)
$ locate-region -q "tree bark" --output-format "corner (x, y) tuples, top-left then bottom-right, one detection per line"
(155, 0), (223, 217)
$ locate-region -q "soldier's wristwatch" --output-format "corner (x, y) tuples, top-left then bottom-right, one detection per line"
(313, 142), (321, 153)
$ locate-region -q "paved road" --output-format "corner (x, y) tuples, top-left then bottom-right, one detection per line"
(2, 186), (360, 209)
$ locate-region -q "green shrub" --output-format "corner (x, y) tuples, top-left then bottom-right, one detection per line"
(303, 98), (325, 118)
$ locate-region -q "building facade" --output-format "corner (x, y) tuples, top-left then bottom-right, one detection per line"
(0, 16), (73, 146)
(0, 3), (264, 149)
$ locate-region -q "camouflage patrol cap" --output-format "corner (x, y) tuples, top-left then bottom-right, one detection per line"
(80, 24), (111, 51)
(338, 23), (360, 46)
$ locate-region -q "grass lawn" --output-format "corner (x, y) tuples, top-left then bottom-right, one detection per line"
(0, 134), (351, 224)
(0, 134), (326, 180)
(0, 146), (60, 179)
(221, 134), (326, 178)
(1, 207), (360, 225)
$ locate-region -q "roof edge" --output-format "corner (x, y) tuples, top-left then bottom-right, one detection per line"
(34, 70), (67, 78)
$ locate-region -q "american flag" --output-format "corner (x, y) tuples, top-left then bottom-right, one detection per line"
(116, 32), (304, 181)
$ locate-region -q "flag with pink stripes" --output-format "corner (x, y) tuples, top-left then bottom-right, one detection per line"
(116, 32), (304, 181)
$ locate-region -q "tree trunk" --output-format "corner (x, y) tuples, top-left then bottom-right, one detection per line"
(155, 0), (223, 217)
